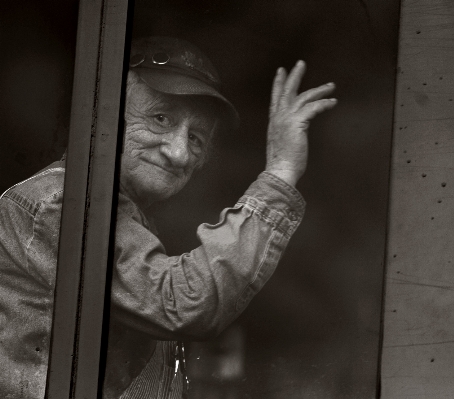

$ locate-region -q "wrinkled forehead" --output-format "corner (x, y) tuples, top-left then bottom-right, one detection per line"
(128, 77), (227, 126)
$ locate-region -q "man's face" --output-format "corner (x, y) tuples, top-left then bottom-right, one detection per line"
(120, 74), (218, 208)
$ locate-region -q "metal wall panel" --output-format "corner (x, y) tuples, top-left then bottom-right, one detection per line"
(381, 0), (454, 397)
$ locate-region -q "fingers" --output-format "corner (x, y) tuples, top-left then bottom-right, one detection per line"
(281, 60), (306, 104)
(293, 83), (336, 111)
(270, 67), (287, 113)
(270, 60), (336, 118)
(299, 98), (337, 121)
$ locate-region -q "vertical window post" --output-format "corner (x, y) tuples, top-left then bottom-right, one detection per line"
(46, 0), (131, 397)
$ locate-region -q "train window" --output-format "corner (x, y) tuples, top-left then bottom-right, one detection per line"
(0, 0), (401, 397)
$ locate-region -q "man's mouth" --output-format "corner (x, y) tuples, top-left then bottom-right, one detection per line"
(139, 156), (182, 177)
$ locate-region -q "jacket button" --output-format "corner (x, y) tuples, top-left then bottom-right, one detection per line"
(288, 210), (298, 221)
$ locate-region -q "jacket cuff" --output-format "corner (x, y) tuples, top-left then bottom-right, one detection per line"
(236, 171), (306, 238)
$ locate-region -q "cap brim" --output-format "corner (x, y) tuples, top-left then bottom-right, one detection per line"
(135, 68), (240, 130)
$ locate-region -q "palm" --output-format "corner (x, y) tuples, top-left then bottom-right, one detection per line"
(265, 61), (336, 186)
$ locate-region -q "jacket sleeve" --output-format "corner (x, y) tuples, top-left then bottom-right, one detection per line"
(110, 172), (305, 341)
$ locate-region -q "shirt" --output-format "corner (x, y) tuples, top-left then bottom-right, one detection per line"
(0, 160), (305, 398)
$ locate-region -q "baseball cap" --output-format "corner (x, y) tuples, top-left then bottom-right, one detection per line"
(128, 36), (240, 129)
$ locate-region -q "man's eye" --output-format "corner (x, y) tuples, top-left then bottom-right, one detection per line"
(153, 114), (170, 125)
(188, 133), (203, 148)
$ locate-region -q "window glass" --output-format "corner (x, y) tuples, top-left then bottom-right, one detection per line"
(103, 1), (401, 398)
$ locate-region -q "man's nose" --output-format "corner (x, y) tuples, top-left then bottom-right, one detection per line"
(160, 126), (190, 168)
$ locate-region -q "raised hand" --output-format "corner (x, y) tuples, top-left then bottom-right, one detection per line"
(265, 61), (337, 186)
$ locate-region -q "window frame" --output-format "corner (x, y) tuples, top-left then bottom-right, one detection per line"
(45, 0), (132, 397)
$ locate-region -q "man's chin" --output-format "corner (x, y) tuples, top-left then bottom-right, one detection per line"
(143, 183), (184, 204)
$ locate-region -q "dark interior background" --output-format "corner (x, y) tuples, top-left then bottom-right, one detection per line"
(0, 0), (401, 398)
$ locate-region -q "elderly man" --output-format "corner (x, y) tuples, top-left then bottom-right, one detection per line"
(0, 37), (336, 398)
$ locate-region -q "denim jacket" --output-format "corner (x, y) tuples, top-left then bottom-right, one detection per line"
(0, 160), (304, 399)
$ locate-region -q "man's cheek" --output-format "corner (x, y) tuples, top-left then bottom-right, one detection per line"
(125, 124), (153, 142)
(123, 133), (149, 159)
(192, 153), (208, 170)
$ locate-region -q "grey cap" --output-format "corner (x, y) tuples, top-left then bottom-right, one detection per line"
(129, 36), (240, 129)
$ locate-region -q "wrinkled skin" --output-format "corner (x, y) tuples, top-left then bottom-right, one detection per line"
(120, 71), (218, 210)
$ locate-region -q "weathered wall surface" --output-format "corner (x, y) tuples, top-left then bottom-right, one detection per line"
(381, 0), (454, 397)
